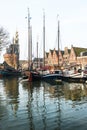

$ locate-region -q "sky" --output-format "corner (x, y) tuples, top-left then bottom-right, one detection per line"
(0, 0), (87, 62)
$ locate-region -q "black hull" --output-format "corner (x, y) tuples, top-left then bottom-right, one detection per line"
(41, 74), (62, 84)
(62, 76), (87, 83)
(22, 72), (62, 83)
(22, 71), (87, 84)
(0, 69), (21, 77)
(32, 73), (42, 81)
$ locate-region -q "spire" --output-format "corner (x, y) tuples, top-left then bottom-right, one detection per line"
(12, 37), (15, 44)
(14, 31), (19, 44)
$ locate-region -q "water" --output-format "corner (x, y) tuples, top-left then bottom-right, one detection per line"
(0, 78), (87, 130)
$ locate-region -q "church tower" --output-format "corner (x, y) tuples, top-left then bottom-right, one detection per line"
(3, 31), (20, 69)
(14, 31), (20, 69)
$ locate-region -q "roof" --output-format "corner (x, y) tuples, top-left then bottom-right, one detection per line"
(73, 47), (87, 56)
(61, 50), (64, 55)
(45, 52), (49, 58)
(68, 49), (71, 54)
(55, 50), (64, 56)
(50, 49), (53, 55)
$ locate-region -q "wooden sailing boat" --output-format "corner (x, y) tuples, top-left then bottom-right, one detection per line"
(21, 12), (63, 83)
(21, 8), (41, 82)
(42, 16), (63, 84)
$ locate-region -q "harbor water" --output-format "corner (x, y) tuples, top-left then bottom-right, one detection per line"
(0, 78), (87, 130)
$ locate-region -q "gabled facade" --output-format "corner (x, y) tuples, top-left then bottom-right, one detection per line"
(47, 49), (53, 65)
(69, 45), (87, 66)
(77, 56), (87, 67)
(45, 45), (87, 69)
(63, 47), (70, 65)
(52, 49), (58, 65)
(45, 52), (49, 66)
(45, 48), (63, 67)
(69, 46), (77, 64)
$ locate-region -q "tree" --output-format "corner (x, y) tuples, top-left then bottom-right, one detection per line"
(0, 26), (10, 52)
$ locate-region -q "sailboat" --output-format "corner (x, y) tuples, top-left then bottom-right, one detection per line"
(41, 15), (63, 84)
(21, 8), (42, 82)
(21, 11), (63, 83)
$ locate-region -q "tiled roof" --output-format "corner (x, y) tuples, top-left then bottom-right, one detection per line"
(55, 50), (64, 56)
(73, 47), (87, 56)
(50, 49), (53, 55)
(61, 50), (64, 55)
(46, 52), (49, 58)
(68, 49), (71, 54)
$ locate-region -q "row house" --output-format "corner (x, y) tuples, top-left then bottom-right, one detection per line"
(69, 46), (87, 66)
(63, 47), (70, 65)
(45, 45), (87, 69)
(45, 48), (64, 68)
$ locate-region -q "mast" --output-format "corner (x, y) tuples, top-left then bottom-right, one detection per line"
(43, 10), (45, 67)
(58, 18), (60, 68)
(30, 26), (32, 63)
(37, 40), (38, 68)
(28, 8), (30, 69)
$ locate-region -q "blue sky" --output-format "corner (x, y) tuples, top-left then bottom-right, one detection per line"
(0, 0), (87, 61)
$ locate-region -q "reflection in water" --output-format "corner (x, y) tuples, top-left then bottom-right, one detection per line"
(0, 79), (87, 129)
(63, 82), (87, 101)
(3, 77), (19, 116)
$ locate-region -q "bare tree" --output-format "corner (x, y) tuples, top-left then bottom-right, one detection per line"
(0, 26), (10, 52)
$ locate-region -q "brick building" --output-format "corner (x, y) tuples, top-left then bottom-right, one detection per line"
(3, 31), (20, 69)
(45, 45), (87, 69)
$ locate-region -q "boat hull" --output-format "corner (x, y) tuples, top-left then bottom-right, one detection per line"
(42, 73), (62, 84)
(0, 69), (21, 77)
(31, 72), (42, 81)
(21, 71), (42, 82)
(62, 76), (87, 83)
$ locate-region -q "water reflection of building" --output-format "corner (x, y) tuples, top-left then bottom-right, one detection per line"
(4, 78), (19, 115)
(42, 82), (63, 98)
(42, 82), (87, 102)
(3, 31), (20, 69)
(63, 83), (87, 101)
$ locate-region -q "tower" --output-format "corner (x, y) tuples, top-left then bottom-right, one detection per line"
(3, 31), (20, 69)
(14, 31), (20, 69)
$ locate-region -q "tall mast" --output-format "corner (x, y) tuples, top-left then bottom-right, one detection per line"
(30, 26), (32, 63)
(28, 8), (30, 69)
(37, 40), (38, 68)
(43, 10), (45, 67)
(58, 18), (60, 67)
